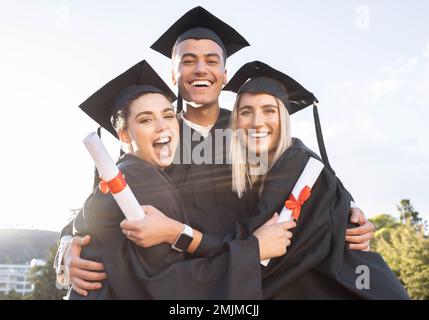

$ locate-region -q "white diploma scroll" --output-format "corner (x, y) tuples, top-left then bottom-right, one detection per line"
(83, 132), (145, 221)
(261, 157), (324, 266)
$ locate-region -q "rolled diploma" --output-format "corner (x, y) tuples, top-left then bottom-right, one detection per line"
(261, 157), (324, 266)
(83, 132), (145, 221)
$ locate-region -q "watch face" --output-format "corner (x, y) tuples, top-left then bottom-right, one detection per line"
(174, 233), (193, 251)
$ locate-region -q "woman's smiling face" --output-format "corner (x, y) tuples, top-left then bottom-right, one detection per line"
(120, 93), (179, 168)
(236, 92), (280, 159)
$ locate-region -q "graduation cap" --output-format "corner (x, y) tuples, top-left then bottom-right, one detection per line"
(151, 6), (250, 59)
(224, 60), (333, 172)
(150, 6), (250, 112)
(223, 61), (318, 115)
(79, 59), (176, 139)
(79, 59), (176, 189)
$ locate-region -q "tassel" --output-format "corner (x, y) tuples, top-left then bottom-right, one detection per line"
(313, 103), (334, 174)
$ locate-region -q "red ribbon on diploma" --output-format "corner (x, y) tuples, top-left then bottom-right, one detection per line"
(99, 171), (127, 194)
(285, 185), (312, 221)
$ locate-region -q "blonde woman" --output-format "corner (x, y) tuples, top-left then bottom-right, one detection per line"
(224, 60), (408, 299)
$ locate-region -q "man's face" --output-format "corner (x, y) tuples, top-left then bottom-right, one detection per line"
(172, 39), (227, 108)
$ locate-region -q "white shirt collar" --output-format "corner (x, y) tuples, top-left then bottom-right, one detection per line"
(182, 115), (214, 138)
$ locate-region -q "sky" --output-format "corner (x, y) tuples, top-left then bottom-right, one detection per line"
(0, 0), (428, 232)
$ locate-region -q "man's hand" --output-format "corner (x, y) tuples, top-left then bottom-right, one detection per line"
(346, 207), (374, 251)
(64, 235), (107, 296)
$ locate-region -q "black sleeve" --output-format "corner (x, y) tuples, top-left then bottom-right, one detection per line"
(192, 233), (235, 257)
(97, 233), (263, 300)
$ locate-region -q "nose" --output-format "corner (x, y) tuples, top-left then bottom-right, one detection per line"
(251, 110), (264, 128)
(194, 60), (208, 75)
(155, 118), (169, 132)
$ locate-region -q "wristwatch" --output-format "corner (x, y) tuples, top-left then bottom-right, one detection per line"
(172, 224), (194, 252)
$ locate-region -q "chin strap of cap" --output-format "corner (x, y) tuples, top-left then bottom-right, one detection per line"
(176, 92), (183, 113)
(313, 102), (334, 174)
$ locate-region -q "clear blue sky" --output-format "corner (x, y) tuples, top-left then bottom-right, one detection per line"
(0, 0), (428, 231)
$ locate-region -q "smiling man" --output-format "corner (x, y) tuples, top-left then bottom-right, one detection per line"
(173, 39), (226, 114)
(56, 6), (375, 298)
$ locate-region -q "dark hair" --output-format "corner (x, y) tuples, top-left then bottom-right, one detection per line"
(111, 92), (173, 133)
(171, 40), (227, 65)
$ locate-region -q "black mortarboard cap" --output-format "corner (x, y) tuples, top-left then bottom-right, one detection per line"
(224, 61), (334, 172)
(150, 6), (250, 59)
(223, 60), (317, 115)
(79, 60), (176, 138)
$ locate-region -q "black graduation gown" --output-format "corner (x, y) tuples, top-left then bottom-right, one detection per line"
(68, 153), (262, 300)
(236, 138), (409, 300)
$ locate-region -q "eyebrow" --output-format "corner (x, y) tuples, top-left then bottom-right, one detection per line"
(238, 105), (252, 111)
(181, 53), (197, 60)
(261, 104), (278, 109)
(181, 53), (221, 60)
(238, 104), (277, 111)
(205, 53), (221, 60)
(135, 108), (174, 119)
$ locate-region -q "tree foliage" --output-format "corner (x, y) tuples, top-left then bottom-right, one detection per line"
(0, 290), (24, 300)
(28, 243), (67, 300)
(397, 199), (421, 226)
(370, 200), (429, 300)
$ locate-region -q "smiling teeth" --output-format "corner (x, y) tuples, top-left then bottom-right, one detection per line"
(249, 132), (269, 138)
(155, 137), (171, 144)
(191, 80), (211, 87)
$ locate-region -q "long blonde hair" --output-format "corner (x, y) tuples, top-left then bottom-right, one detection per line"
(230, 93), (292, 198)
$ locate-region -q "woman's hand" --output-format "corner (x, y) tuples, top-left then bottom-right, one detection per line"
(253, 213), (296, 260)
(120, 205), (184, 248)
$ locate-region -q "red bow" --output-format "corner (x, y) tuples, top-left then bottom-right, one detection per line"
(99, 171), (127, 195)
(285, 185), (312, 221)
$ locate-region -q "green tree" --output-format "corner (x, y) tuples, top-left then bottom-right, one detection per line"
(28, 243), (67, 300)
(370, 200), (429, 299)
(397, 199), (421, 226)
(369, 214), (400, 251)
(370, 213), (399, 231)
(0, 290), (24, 300)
